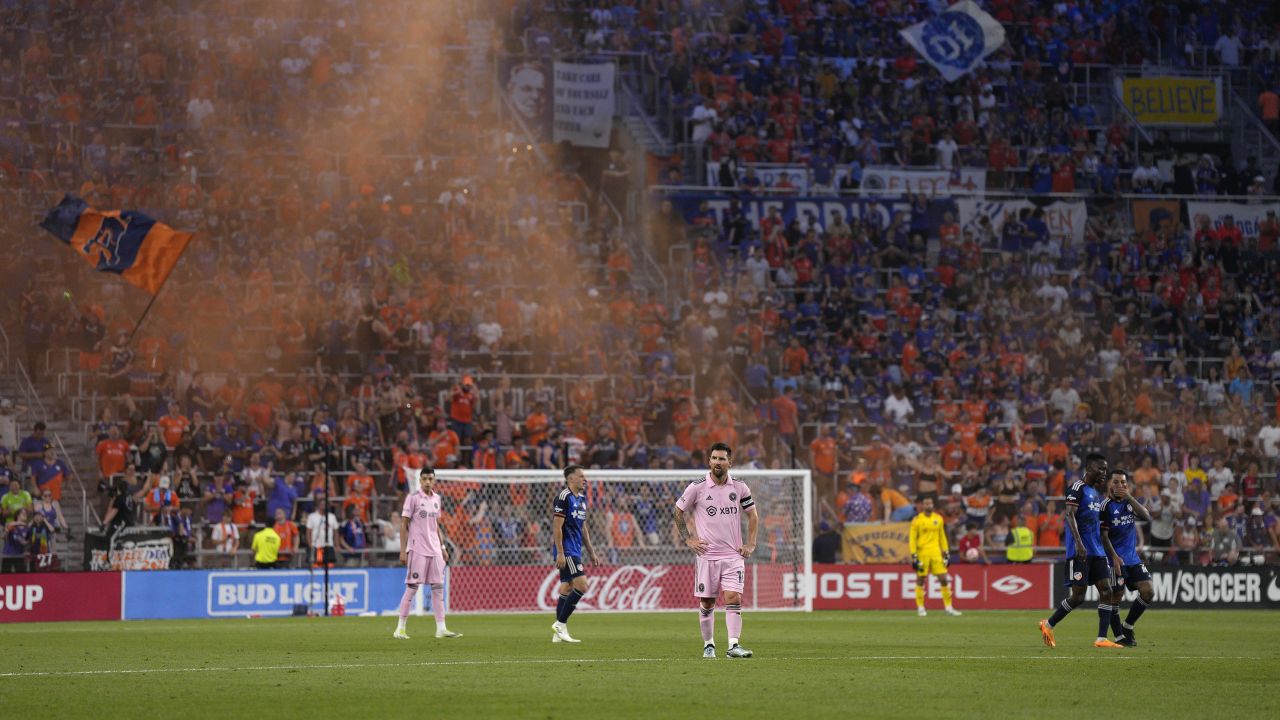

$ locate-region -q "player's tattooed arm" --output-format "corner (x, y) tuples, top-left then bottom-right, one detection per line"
(674, 507), (691, 541)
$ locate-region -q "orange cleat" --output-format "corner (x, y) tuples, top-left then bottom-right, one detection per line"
(1039, 620), (1056, 648)
(1093, 639), (1124, 648)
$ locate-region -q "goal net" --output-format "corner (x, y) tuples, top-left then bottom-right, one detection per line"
(430, 469), (813, 613)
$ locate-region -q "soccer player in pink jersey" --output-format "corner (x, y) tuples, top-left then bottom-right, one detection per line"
(674, 442), (759, 658)
(394, 466), (461, 640)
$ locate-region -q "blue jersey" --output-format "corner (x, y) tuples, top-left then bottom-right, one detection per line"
(1102, 498), (1141, 566)
(553, 488), (586, 559)
(1063, 479), (1106, 558)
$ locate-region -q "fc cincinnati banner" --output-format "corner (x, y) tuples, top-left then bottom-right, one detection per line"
(958, 197), (1089, 245)
(900, 1), (1006, 82)
(553, 61), (615, 148)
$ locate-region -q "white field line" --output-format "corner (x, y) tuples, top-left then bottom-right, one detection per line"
(0, 655), (1270, 679)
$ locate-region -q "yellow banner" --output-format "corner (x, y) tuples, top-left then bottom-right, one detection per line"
(1118, 76), (1221, 125)
(841, 522), (912, 563)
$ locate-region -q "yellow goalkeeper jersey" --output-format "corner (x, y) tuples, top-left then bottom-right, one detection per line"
(909, 511), (949, 556)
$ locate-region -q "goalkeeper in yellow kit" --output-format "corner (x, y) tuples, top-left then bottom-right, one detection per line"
(909, 497), (962, 617)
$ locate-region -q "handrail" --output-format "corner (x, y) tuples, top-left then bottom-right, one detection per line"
(1109, 79), (1157, 147)
(15, 359), (99, 529)
(1232, 93), (1280, 153)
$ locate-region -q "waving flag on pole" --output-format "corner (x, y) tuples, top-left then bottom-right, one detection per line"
(900, 1), (1006, 83)
(40, 195), (193, 295)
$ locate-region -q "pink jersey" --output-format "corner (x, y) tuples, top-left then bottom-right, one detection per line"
(401, 490), (443, 557)
(675, 472), (755, 560)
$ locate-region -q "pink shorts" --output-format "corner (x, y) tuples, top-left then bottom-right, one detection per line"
(694, 556), (745, 598)
(405, 552), (444, 586)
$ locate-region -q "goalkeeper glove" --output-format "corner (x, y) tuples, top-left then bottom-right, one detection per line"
(911, 554), (922, 573)
(942, 551), (950, 567)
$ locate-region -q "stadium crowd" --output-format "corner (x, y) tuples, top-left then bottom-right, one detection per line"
(509, 0), (1280, 194)
(0, 0), (1278, 573)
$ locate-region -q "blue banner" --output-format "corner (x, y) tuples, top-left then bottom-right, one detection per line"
(122, 568), (446, 620)
(654, 191), (958, 237)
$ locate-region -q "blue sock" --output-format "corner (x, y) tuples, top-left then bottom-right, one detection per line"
(1124, 596), (1149, 628)
(1097, 604), (1113, 639)
(555, 593), (569, 623)
(1109, 605), (1125, 638)
(1047, 599), (1073, 627)
(562, 589), (585, 622)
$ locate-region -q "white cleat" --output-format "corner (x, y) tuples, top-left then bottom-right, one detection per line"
(945, 607), (963, 617)
(435, 628), (462, 638)
(702, 644), (716, 658)
(392, 629), (411, 640)
(917, 607), (928, 617)
(552, 622), (580, 643)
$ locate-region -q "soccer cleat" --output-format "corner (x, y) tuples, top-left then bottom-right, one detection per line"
(726, 644), (753, 659)
(1093, 639), (1124, 648)
(1122, 627), (1138, 646)
(917, 607), (928, 617)
(435, 628), (462, 638)
(1115, 635), (1136, 647)
(945, 607), (962, 617)
(702, 644), (716, 659)
(552, 622), (580, 643)
(392, 629), (411, 640)
(1039, 620), (1056, 648)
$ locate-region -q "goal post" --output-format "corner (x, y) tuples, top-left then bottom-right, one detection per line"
(430, 469), (813, 613)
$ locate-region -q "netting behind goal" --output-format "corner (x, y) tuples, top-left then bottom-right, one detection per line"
(431, 469), (813, 613)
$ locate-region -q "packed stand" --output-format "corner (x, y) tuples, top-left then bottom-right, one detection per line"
(510, 0), (1280, 194)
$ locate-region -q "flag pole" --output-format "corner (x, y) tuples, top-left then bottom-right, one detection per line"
(126, 290), (163, 346)
(124, 232), (192, 346)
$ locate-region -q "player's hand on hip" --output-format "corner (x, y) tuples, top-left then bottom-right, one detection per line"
(686, 536), (708, 554)
(556, 554), (567, 569)
(738, 544), (755, 558)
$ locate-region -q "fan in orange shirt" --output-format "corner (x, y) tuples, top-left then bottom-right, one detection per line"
(157, 402), (190, 449)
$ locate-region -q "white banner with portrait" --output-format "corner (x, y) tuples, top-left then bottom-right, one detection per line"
(957, 198), (1089, 245)
(552, 61), (615, 148)
(1185, 201), (1279, 238)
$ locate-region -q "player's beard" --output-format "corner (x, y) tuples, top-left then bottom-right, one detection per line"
(712, 466), (726, 481)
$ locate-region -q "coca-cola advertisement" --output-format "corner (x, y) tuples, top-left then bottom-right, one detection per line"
(789, 563), (1052, 610)
(448, 564), (804, 613)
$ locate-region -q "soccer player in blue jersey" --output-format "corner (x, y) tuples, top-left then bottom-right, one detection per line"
(551, 464), (601, 643)
(1102, 469), (1154, 647)
(1039, 452), (1124, 649)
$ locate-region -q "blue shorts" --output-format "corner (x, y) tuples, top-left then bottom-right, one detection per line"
(1064, 555), (1112, 588)
(558, 555), (585, 583)
(1117, 562), (1152, 589)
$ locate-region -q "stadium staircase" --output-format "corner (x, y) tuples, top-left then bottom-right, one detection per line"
(0, 362), (94, 569)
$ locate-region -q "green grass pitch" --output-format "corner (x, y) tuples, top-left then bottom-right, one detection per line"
(1, 610), (1276, 718)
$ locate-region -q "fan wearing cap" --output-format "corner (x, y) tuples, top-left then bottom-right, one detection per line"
(144, 474), (180, 522)
(308, 423), (341, 472)
(29, 443), (70, 502)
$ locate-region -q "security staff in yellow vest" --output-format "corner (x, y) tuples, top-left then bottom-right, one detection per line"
(252, 520), (282, 569)
(1006, 512), (1035, 563)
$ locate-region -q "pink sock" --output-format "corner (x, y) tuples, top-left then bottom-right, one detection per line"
(431, 585), (446, 626)
(699, 607), (715, 644)
(726, 603), (742, 641)
(399, 585), (417, 621)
